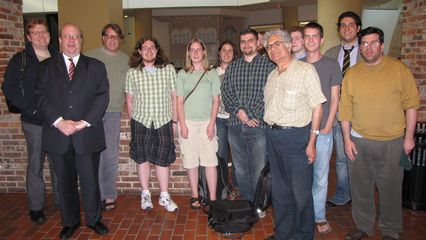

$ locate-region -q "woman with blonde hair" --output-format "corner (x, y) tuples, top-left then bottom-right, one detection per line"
(177, 38), (220, 209)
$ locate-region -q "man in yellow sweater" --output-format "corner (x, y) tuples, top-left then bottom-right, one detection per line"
(340, 27), (419, 240)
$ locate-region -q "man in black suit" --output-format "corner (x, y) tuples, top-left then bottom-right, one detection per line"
(35, 23), (109, 239)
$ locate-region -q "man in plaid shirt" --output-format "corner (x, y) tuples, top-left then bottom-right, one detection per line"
(221, 28), (275, 209)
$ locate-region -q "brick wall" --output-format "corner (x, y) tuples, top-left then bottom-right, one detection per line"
(0, 0), (27, 192)
(0, 0), (190, 195)
(401, 0), (426, 120)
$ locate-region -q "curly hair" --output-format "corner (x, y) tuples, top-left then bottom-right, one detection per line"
(128, 37), (169, 69)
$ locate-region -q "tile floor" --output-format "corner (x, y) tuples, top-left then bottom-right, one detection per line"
(0, 167), (425, 239)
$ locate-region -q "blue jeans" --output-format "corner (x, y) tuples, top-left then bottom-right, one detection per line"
(313, 132), (333, 222)
(329, 124), (351, 204)
(216, 117), (229, 159)
(266, 125), (314, 240)
(228, 124), (267, 201)
(99, 112), (121, 201)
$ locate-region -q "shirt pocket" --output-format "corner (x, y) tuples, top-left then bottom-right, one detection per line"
(280, 89), (297, 112)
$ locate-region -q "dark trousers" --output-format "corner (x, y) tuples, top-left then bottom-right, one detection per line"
(49, 141), (102, 227)
(266, 125), (314, 240)
(349, 136), (404, 238)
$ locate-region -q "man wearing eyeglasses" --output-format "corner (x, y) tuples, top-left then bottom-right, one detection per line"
(221, 28), (275, 212)
(35, 23), (109, 239)
(2, 18), (59, 225)
(325, 11), (363, 209)
(340, 27), (419, 240)
(263, 29), (325, 240)
(86, 23), (129, 212)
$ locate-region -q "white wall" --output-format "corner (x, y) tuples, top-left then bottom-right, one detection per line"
(362, 7), (402, 54)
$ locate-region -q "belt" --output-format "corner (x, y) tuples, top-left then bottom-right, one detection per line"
(268, 124), (294, 130)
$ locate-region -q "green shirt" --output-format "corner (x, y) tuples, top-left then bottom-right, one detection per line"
(85, 47), (129, 112)
(177, 69), (221, 121)
(125, 64), (177, 129)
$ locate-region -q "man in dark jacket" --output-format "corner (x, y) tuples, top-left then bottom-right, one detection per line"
(36, 23), (109, 239)
(2, 18), (58, 225)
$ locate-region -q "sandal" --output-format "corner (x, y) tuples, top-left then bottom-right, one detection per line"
(102, 199), (116, 211)
(190, 197), (201, 210)
(317, 221), (332, 234)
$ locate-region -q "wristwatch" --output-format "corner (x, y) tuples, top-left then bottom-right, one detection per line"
(310, 129), (320, 135)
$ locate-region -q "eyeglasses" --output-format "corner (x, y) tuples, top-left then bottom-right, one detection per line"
(189, 48), (203, 53)
(360, 40), (381, 48)
(141, 46), (157, 52)
(240, 38), (257, 45)
(265, 41), (287, 51)
(30, 31), (49, 36)
(291, 36), (303, 42)
(103, 34), (120, 40)
(62, 34), (81, 40)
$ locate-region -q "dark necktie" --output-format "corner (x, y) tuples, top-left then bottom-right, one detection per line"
(68, 58), (75, 80)
(342, 46), (354, 76)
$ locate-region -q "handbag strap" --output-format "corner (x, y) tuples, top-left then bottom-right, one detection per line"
(184, 71), (206, 102)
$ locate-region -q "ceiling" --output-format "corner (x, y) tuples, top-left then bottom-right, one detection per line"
(23, 0), (399, 13)
(23, 0), (316, 13)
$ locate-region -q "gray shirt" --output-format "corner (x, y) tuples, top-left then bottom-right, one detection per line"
(303, 56), (342, 129)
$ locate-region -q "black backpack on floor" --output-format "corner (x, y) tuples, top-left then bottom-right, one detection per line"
(208, 199), (258, 238)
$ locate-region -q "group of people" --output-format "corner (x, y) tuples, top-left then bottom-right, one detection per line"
(1, 9), (420, 240)
(260, 12), (419, 240)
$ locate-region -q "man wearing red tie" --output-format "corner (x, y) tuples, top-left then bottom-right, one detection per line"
(35, 23), (109, 239)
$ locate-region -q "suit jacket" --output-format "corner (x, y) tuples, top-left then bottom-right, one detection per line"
(324, 44), (362, 65)
(36, 53), (109, 154)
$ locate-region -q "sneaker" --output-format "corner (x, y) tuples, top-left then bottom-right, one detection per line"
(141, 191), (153, 210)
(159, 193), (179, 212)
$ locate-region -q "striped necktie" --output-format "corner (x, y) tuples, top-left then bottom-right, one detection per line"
(68, 58), (75, 80)
(342, 46), (354, 76)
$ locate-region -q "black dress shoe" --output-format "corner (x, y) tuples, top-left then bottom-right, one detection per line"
(59, 223), (80, 239)
(87, 221), (108, 235)
(344, 229), (368, 240)
(29, 210), (46, 225)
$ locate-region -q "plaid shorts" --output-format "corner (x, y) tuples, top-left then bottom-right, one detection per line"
(129, 119), (176, 167)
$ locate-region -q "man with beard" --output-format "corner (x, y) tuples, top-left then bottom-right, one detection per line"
(221, 28), (275, 216)
(340, 27), (419, 240)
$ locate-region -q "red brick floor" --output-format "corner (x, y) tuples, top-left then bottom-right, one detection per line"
(1, 193), (426, 240)
(1, 168), (426, 239)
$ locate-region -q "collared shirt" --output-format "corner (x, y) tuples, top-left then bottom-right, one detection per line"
(221, 54), (275, 126)
(264, 59), (326, 127)
(63, 53), (80, 72)
(125, 64), (177, 129)
(337, 41), (359, 69)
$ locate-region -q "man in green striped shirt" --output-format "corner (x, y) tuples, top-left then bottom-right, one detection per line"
(125, 37), (179, 212)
